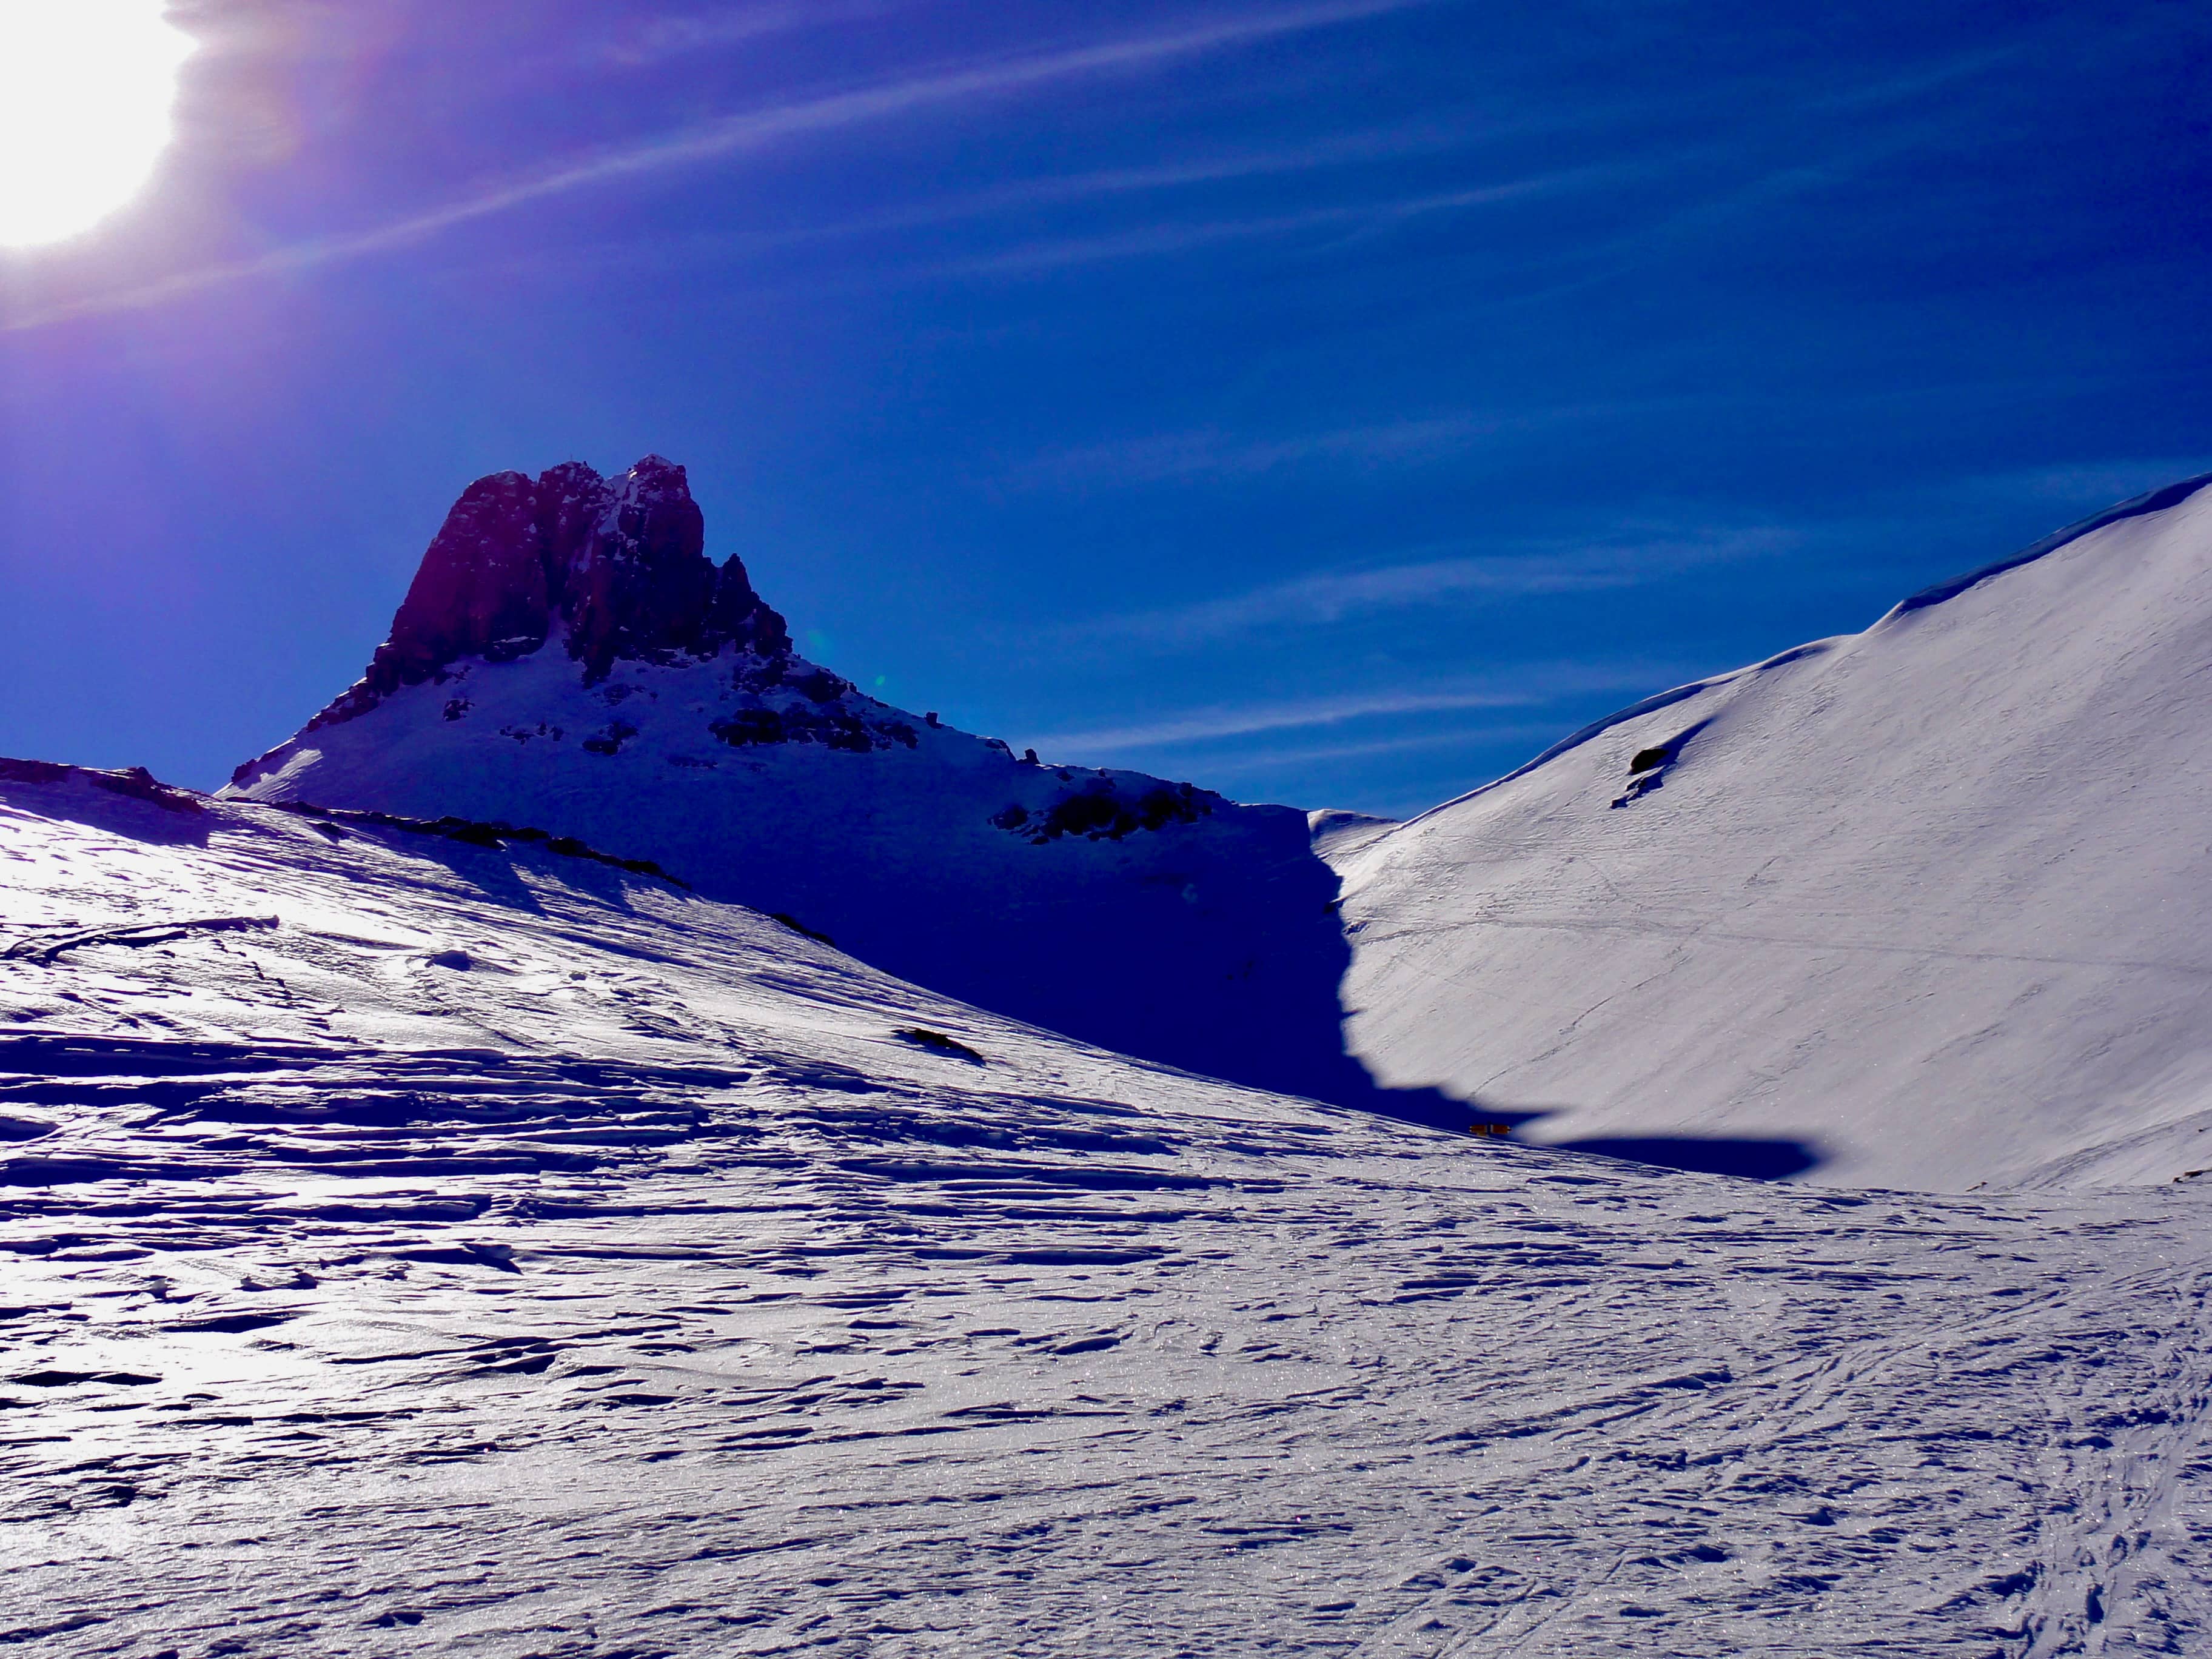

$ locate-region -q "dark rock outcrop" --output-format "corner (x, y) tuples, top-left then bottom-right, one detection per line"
(310, 457), (791, 728)
(990, 778), (1219, 843)
(0, 757), (207, 815)
(261, 800), (688, 885)
(380, 471), (550, 685)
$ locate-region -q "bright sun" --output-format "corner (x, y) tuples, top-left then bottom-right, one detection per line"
(0, 0), (197, 250)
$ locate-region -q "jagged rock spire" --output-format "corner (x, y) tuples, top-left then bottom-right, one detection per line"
(313, 457), (790, 728)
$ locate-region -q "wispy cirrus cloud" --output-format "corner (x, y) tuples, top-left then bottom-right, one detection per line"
(1024, 664), (1664, 756)
(1030, 689), (1535, 755)
(1016, 412), (1532, 488)
(510, 139), (1617, 283)
(703, 115), (1532, 250)
(1008, 388), (1717, 488)
(460, 149), (1652, 305)
(1940, 459), (2212, 508)
(1145, 719), (1578, 774)
(1089, 526), (1798, 646)
(590, 2), (903, 67)
(305, 113), (1606, 301)
(4, 0), (1438, 332)
(931, 164), (1635, 279)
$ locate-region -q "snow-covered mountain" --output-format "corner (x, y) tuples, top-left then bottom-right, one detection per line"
(226, 458), (1404, 1117)
(14, 463), (2212, 1648)
(229, 458), (2212, 1191)
(1330, 474), (2212, 1191)
(8, 760), (2212, 1653)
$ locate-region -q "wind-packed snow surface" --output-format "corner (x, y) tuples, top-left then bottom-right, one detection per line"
(7, 764), (2212, 1655)
(1329, 475), (2212, 1191)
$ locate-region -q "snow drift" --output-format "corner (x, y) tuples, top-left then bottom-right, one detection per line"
(7, 760), (2212, 1653)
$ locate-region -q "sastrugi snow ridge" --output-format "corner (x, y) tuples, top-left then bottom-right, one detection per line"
(11, 761), (2210, 1650)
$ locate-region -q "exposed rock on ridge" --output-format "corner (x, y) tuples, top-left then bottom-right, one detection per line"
(312, 457), (790, 729)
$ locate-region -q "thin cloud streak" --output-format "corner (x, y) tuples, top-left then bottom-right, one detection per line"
(1027, 668), (1660, 755)
(1159, 720), (1577, 774)
(315, 119), (1614, 300)
(1020, 414), (1517, 486)
(4, 0), (1437, 331)
(436, 152), (1653, 306)
(1055, 461), (2202, 660)
(1940, 458), (2212, 507)
(931, 166), (1626, 278)
(1013, 394), (1678, 488)
(694, 116), (1523, 251)
(592, 3), (902, 67)
(1093, 527), (1798, 646)
(1034, 690), (1535, 754)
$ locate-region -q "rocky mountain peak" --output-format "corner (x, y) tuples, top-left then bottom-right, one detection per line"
(311, 457), (790, 729)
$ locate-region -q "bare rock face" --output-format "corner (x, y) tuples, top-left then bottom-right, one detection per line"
(558, 455), (712, 676)
(379, 471), (551, 685)
(537, 460), (614, 584)
(311, 457), (790, 728)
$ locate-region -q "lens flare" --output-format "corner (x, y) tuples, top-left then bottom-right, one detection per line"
(0, 0), (197, 249)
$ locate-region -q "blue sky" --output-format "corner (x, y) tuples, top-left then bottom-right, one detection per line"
(2, 0), (2208, 816)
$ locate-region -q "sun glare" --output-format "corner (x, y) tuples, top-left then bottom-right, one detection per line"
(0, 0), (196, 249)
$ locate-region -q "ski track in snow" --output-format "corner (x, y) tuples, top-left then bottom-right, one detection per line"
(2, 776), (2211, 1654)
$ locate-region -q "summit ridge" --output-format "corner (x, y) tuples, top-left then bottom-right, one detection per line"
(309, 457), (791, 733)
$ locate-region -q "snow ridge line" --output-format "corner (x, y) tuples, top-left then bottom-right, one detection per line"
(1877, 470), (2212, 624)
(1379, 640), (1836, 834)
(258, 800), (692, 887)
(1372, 471), (2212, 839)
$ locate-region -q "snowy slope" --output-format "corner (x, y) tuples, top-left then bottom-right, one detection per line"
(8, 762), (2212, 1654)
(225, 460), (1385, 1115)
(1329, 475), (2212, 1191)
